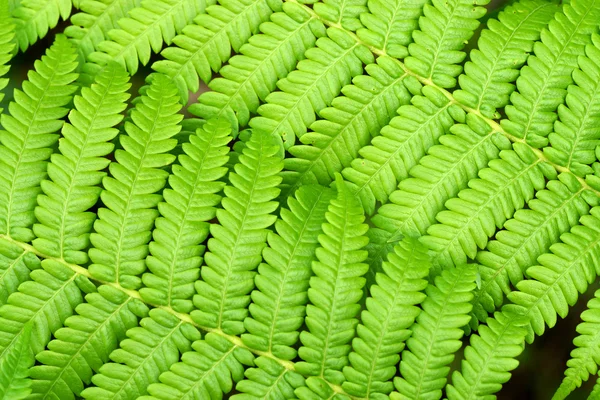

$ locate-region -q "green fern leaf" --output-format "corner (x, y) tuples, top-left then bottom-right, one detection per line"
(12, 0), (72, 51)
(446, 311), (528, 399)
(554, 289), (600, 399)
(504, 206), (600, 342)
(295, 175), (369, 385)
(189, 2), (324, 133)
(0, 321), (33, 400)
(342, 237), (430, 398)
(544, 34), (600, 177)
(501, 0), (600, 148)
(249, 26), (373, 147)
(472, 173), (591, 328)
(295, 376), (346, 400)
(591, 378), (600, 399)
(192, 129), (283, 335)
(405, 0), (489, 88)
(88, 74), (182, 289)
(311, 0), (366, 31)
(81, 308), (200, 399)
(395, 264), (476, 400)
(0, 240), (40, 306)
(151, 0), (277, 104)
(140, 118), (231, 313)
(356, 0), (426, 58)
(0, 17), (15, 114)
(0, 34), (78, 243)
(28, 285), (148, 400)
(241, 184), (333, 359)
(32, 62), (131, 266)
(234, 356), (305, 399)
(282, 55), (408, 197)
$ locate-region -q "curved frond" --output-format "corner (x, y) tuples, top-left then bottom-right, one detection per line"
(12, 0), (71, 51)
(0, 18), (15, 113)
(140, 119), (231, 314)
(501, 0), (600, 148)
(88, 75), (182, 289)
(343, 237), (430, 398)
(33, 62), (131, 266)
(312, 0), (366, 31)
(81, 309), (200, 399)
(472, 173), (591, 328)
(241, 184), (334, 359)
(29, 286), (147, 400)
(192, 130), (283, 335)
(249, 26), (373, 147)
(0, 239), (39, 306)
(295, 175), (369, 385)
(405, 0), (489, 88)
(234, 356), (305, 399)
(0, 322), (33, 400)
(395, 264), (476, 400)
(189, 2), (323, 132)
(446, 311), (528, 399)
(282, 55), (408, 196)
(0, 35), (78, 242)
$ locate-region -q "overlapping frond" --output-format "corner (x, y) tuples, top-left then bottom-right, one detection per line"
(405, 0), (489, 88)
(282, 55), (408, 196)
(0, 322), (33, 400)
(446, 311), (528, 399)
(241, 184), (333, 359)
(395, 264), (476, 400)
(0, 17), (15, 113)
(501, 0), (600, 148)
(472, 173), (591, 328)
(12, 0), (71, 51)
(33, 63), (131, 266)
(0, 35), (78, 242)
(140, 119), (230, 314)
(0, 240), (39, 305)
(544, 33), (600, 177)
(81, 309), (199, 399)
(343, 237), (430, 398)
(310, 0), (366, 31)
(152, 0), (277, 103)
(83, 0), (208, 78)
(234, 356), (305, 400)
(28, 286), (147, 400)
(295, 175), (369, 385)
(554, 289), (600, 399)
(249, 26), (373, 147)
(88, 75), (182, 289)
(504, 206), (600, 342)
(189, 2), (323, 133)
(192, 129), (283, 335)
(65, 0), (141, 60)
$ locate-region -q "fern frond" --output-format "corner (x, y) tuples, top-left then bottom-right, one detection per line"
(0, 322), (33, 400)
(140, 118), (231, 313)
(342, 85), (456, 215)
(189, 2), (323, 132)
(192, 129), (283, 335)
(544, 33), (600, 177)
(32, 62), (131, 266)
(395, 264), (476, 400)
(0, 18), (15, 114)
(282, 55), (408, 196)
(343, 237), (430, 398)
(83, 0), (208, 78)
(81, 308), (200, 399)
(405, 0), (489, 88)
(472, 173), (591, 328)
(139, 332), (254, 399)
(295, 175), (369, 385)
(12, 0), (72, 51)
(249, 26), (373, 147)
(65, 0), (141, 60)
(234, 356), (305, 399)
(421, 144), (554, 270)
(241, 184), (333, 359)
(591, 377), (600, 400)
(454, 0), (557, 118)
(504, 206), (600, 342)
(0, 35), (79, 243)
(28, 285), (147, 400)
(501, 0), (600, 148)
(554, 289), (600, 399)
(151, 0), (276, 103)
(446, 311), (528, 399)
(311, 0), (366, 31)
(88, 74), (182, 289)
(356, 0), (426, 58)
(0, 240), (39, 306)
